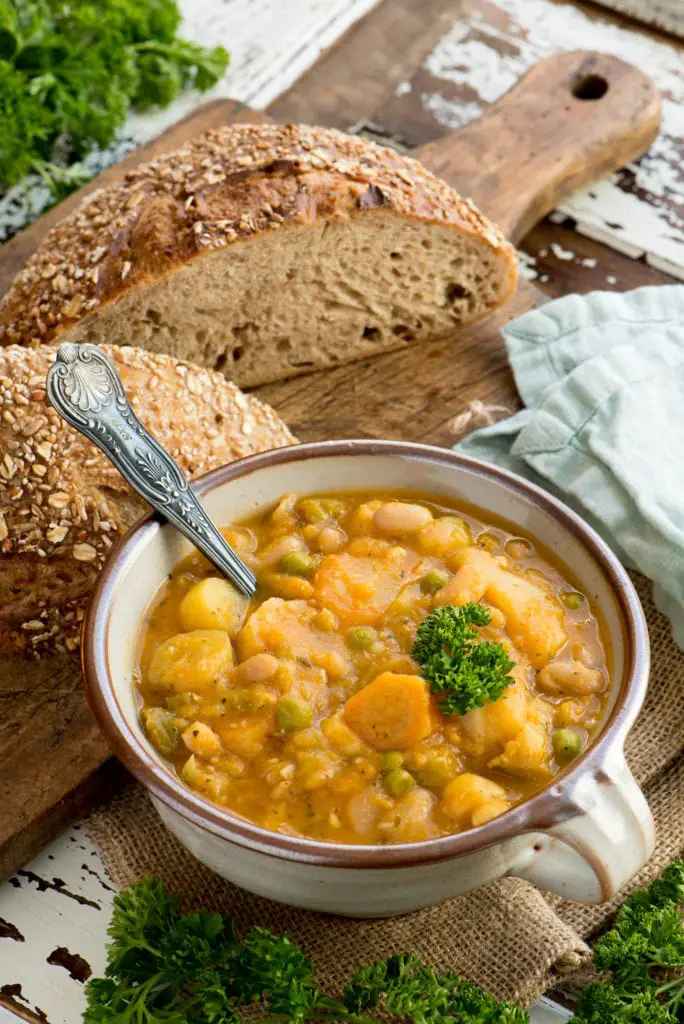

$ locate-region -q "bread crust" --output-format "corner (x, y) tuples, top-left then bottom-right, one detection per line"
(0, 343), (295, 658)
(0, 123), (516, 349)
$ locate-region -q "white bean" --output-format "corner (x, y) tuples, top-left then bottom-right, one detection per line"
(537, 660), (604, 696)
(318, 526), (347, 553)
(373, 501), (432, 535)
(571, 642), (596, 667)
(237, 653), (280, 683)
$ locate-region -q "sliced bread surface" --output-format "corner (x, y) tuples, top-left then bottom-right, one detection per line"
(0, 124), (518, 388)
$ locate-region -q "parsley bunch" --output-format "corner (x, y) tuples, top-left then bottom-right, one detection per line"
(573, 859), (684, 1023)
(84, 863), (684, 1024)
(83, 877), (527, 1024)
(0, 0), (229, 198)
(412, 603), (515, 716)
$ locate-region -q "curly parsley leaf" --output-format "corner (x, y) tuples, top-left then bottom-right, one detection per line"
(84, 877), (530, 1024)
(85, 865), (684, 1024)
(572, 859), (683, 1024)
(412, 603), (516, 716)
(0, 0), (229, 198)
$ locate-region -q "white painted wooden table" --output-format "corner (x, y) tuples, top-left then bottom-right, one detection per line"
(2, 0), (682, 1019)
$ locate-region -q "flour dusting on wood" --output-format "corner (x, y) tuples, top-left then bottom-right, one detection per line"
(413, 0), (684, 276)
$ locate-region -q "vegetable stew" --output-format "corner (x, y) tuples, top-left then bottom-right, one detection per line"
(137, 491), (611, 845)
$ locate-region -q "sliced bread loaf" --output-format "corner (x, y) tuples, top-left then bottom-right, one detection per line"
(0, 124), (517, 388)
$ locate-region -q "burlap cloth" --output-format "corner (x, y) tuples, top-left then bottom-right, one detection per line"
(88, 574), (683, 1007)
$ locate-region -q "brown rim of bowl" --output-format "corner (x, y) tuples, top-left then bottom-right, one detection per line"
(83, 439), (650, 869)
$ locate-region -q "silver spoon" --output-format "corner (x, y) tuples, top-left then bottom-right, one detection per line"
(46, 343), (257, 597)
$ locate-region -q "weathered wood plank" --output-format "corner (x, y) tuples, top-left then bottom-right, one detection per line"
(375, 0), (684, 276)
(520, 221), (675, 298)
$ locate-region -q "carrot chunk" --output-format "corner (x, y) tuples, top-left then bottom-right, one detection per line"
(314, 551), (416, 626)
(344, 672), (434, 750)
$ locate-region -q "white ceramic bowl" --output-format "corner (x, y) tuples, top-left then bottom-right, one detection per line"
(84, 440), (654, 916)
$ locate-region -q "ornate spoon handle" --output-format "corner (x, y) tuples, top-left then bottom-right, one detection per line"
(47, 343), (257, 597)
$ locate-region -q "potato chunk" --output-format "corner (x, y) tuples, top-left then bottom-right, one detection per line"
(217, 715), (273, 758)
(417, 515), (471, 557)
(471, 798), (510, 827)
(381, 788), (440, 842)
(147, 630), (234, 692)
(460, 671), (530, 757)
(179, 577), (248, 634)
(344, 672), (434, 750)
(488, 720), (553, 780)
(235, 597), (350, 675)
(441, 773), (508, 824)
(182, 721), (222, 758)
(314, 551), (417, 626)
(446, 549), (566, 668)
(322, 712), (366, 757)
(432, 559), (488, 607)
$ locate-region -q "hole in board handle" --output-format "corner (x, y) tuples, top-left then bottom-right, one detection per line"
(571, 73), (609, 101)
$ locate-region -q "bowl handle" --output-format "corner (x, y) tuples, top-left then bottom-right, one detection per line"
(507, 748), (654, 902)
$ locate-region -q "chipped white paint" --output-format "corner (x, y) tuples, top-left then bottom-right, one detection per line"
(0, 0), (380, 241)
(550, 243), (576, 262)
(0, 826), (571, 1024)
(517, 249), (539, 280)
(517, 245), (605, 281)
(421, 92), (484, 129)
(415, 0), (684, 277)
(0, 827), (114, 1023)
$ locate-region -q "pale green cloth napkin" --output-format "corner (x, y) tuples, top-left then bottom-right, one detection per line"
(457, 285), (684, 648)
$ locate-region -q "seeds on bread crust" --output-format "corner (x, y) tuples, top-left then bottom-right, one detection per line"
(0, 344), (295, 659)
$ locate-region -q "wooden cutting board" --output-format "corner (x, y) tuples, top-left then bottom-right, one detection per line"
(0, 50), (660, 880)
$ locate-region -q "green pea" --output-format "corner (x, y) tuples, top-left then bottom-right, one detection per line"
(553, 728), (583, 760)
(297, 498), (326, 523)
(380, 751), (404, 772)
(346, 626), (377, 651)
(562, 591), (585, 610)
(420, 569), (450, 595)
(279, 550), (315, 576)
(382, 768), (415, 798)
(414, 753), (455, 788)
(275, 697), (313, 732)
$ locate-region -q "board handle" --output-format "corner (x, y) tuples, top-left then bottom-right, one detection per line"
(415, 51), (661, 244)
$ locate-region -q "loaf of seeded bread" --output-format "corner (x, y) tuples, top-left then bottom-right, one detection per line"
(0, 124), (517, 388)
(0, 344), (295, 659)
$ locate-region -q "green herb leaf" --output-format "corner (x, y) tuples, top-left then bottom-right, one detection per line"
(572, 859), (683, 1024)
(84, 876), (529, 1024)
(0, 0), (230, 200)
(412, 603), (516, 715)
